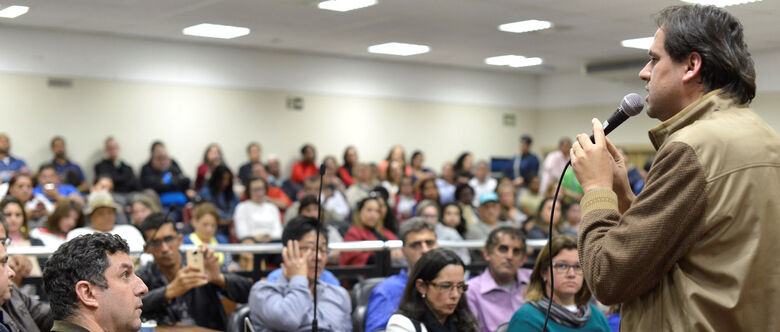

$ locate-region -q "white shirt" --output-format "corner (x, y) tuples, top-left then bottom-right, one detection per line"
(30, 227), (67, 249)
(386, 314), (428, 332)
(66, 224), (146, 253)
(468, 177), (497, 206)
(233, 200), (283, 241)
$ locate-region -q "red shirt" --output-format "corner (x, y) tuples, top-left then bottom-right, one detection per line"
(291, 161), (319, 184)
(339, 225), (398, 266)
(338, 166), (355, 187)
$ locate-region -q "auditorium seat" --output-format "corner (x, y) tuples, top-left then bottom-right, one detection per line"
(226, 304), (251, 332)
(351, 277), (386, 332)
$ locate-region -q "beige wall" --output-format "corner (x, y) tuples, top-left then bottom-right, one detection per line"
(0, 73), (536, 182)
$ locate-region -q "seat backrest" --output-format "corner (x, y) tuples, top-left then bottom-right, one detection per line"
(351, 277), (386, 332)
(225, 304), (252, 332)
(494, 322), (509, 332)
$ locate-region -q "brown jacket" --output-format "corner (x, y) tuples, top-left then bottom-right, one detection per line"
(579, 90), (780, 331)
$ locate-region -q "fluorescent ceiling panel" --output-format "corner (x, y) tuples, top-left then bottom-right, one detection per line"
(0, 5), (29, 18)
(621, 37), (654, 50)
(499, 20), (553, 33)
(368, 42), (430, 56)
(318, 0), (377, 12)
(182, 23), (250, 39)
(485, 55), (543, 68)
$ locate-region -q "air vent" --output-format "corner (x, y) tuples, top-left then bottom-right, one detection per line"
(47, 78), (73, 88)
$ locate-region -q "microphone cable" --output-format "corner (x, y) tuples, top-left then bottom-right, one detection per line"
(311, 163), (327, 332)
(541, 160), (571, 332)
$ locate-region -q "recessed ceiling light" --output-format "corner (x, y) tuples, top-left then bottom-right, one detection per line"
(485, 55), (543, 68)
(621, 37), (654, 50)
(368, 42), (430, 56)
(0, 5), (29, 18)
(499, 20), (552, 34)
(680, 0), (761, 7)
(318, 0), (377, 12)
(182, 23), (250, 39)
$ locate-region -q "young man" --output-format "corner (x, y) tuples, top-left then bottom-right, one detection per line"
(0, 134), (29, 183)
(137, 213), (250, 330)
(364, 218), (438, 332)
(249, 216), (351, 331)
(238, 142), (262, 187)
(49, 136), (87, 193)
(466, 227), (531, 332)
(93, 137), (138, 194)
(570, 5), (780, 330)
(43, 233), (148, 332)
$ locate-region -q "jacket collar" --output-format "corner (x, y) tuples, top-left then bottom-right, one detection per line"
(648, 89), (743, 150)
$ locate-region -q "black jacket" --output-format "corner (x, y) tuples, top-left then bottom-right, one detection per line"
(94, 159), (139, 193)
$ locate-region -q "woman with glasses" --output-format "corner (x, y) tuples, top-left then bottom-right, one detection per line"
(507, 234), (610, 331)
(387, 248), (479, 332)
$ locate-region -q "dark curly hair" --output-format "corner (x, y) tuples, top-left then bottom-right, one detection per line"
(396, 248), (479, 332)
(43, 233), (130, 320)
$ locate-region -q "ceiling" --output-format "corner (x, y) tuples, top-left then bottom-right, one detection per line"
(2, 0), (779, 75)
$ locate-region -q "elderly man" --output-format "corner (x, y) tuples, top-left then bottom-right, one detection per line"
(67, 191), (145, 252)
(136, 213), (250, 330)
(249, 216), (352, 331)
(468, 160), (497, 206)
(570, 5), (780, 330)
(466, 192), (513, 241)
(0, 217), (53, 332)
(364, 218), (438, 332)
(43, 233), (149, 332)
(467, 227), (531, 332)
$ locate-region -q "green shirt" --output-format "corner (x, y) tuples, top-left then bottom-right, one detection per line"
(51, 320), (91, 332)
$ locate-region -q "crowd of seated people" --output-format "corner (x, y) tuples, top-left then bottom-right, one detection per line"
(0, 131), (630, 332)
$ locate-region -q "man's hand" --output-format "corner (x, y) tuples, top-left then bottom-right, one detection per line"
(164, 266), (208, 300)
(604, 139), (636, 213)
(201, 245), (226, 288)
(281, 240), (309, 281)
(570, 118), (615, 193)
(42, 185), (60, 200)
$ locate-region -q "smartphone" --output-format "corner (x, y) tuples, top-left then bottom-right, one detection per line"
(186, 248), (204, 271)
(43, 183), (56, 191)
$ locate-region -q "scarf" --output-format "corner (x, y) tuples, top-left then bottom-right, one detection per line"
(529, 297), (591, 328)
(419, 305), (458, 332)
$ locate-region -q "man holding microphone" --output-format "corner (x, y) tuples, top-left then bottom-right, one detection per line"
(570, 4), (779, 331)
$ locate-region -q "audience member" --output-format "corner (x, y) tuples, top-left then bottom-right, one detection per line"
(506, 135), (540, 185)
(90, 175), (130, 225)
(525, 197), (563, 240)
(497, 184), (527, 227)
(0, 217), (53, 332)
(7, 175), (53, 227)
(194, 144), (225, 191)
(137, 212), (250, 330)
(539, 137), (572, 195)
(466, 192), (512, 241)
(467, 227), (531, 332)
(238, 142), (262, 187)
(365, 218), (438, 332)
(321, 156), (350, 221)
(339, 146), (357, 187)
(265, 155), (283, 188)
(93, 137), (138, 194)
(416, 177), (440, 208)
(2, 198), (43, 286)
(517, 174), (543, 217)
(0, 134), (29, 183)
(414, 199), (439, 227)
(249, 216), (351, 331)
(435, 163), (457, 204)
(43, 233), (148, 332)
(198, 165), (238, 225)
(561, 202), (581, 236)
(453, 152), (474, 179)
(409, 150), (434, 183)
(507, 235), (609, 331)
(454, 183), (478, 230)
(130, 191), (161, 228)
(339, 197), (401, 266)
(49, 137), (87, 193)
(372, 187), (401, 236)
(290, 144), (319, 185)
(139, 141), (192, 209)
(345, 163), (374, 210)
(382, 160), (404, 199)
(248, 163), (292, 211)
(293, 195), (343, 265)
(436, 203), (470, 265)
(394, 177), (417, 220)
(378, 145), (412, 181)
(468, 160), (496, 206)
(560, 168), (583, 205)
(30, 200), (84, 249)
(386, 248), (479, 332)
(33, 164), (84, 206)
(182, 203), (233, 268)
(234, 177), (283, 244)
(67, 191), (146, 253)
(285, 176), (340, 223)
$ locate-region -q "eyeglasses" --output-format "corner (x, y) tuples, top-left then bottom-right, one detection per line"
(428, 281), (468, 293)
(0, 237), (10, 247)
(406, 239), (436, 250)
(146, 235), (177, 250)
(551, 262), (583, 275)
(299, 244), (329, 255)
(420, 213), (438, 220)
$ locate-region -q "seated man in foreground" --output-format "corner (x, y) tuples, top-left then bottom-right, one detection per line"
(249, 216), (352, 331)
(137, 213), (251, 330)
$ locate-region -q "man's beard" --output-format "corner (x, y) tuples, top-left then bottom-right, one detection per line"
(55, 151), (66, 159)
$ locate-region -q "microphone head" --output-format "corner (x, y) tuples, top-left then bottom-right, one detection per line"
(319, 163), (327, 176)
(620, 93), (644, 116)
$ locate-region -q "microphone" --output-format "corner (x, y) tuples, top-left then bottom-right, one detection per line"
(589, 93), (644, 143)
(312, 162), (327, 332)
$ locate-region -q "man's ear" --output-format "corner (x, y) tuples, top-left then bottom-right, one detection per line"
(74, 280), (100, 309)
(480, 248), (489, 261)
(682, 51), (703, 83)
